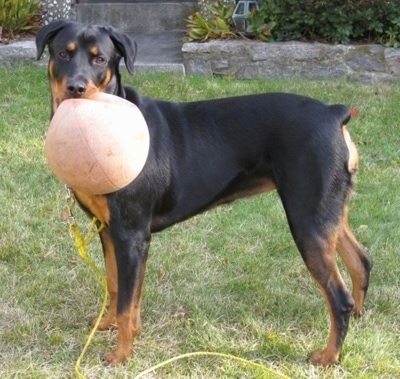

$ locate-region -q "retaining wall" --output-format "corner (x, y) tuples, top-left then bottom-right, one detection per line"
(182, 40), (400, 83)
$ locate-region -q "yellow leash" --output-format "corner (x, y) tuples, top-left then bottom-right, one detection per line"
(65, 189), (289, 379)
(133, 351), (291, 379)
(64, 187), (108, 379)
(69, 218), (107, 379)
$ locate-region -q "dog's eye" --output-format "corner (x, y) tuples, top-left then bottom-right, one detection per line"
(58, 51), (69, 60)
(94, 56), (106, 65)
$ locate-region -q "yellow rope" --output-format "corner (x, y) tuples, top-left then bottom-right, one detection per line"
(133, 351), (291, 379)
(69, 218), (108, 379)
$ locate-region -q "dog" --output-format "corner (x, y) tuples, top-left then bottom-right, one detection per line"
(36, 21), (372, 366)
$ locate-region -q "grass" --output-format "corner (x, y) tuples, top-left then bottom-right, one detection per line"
(0, 64), (400, 378)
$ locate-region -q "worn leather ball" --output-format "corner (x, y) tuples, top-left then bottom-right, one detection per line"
(45, 93), (150, 195)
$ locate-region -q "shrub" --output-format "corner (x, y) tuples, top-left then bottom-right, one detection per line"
(185, 0), (237, 42)
(246, 9), (276, 42)
(258, 0), (400, 46)
(0, 0), (42, 39)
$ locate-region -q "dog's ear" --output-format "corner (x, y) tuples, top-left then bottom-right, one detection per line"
(36, 21), (70, 60)
(104, 27), (137, 75)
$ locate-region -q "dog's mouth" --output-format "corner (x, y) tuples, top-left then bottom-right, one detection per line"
(52, 82), (102, 113)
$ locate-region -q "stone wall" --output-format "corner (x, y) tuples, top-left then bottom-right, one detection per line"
(182, 40), (400, 83)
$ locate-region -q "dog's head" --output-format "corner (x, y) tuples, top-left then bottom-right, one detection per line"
(36, 21), (137, 114)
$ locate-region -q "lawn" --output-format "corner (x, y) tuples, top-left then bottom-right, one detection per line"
(0, 64), (399, 379)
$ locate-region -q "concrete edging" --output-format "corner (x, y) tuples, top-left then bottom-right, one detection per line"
(0, 39), (185, 74)
(0, 40), (38, 67)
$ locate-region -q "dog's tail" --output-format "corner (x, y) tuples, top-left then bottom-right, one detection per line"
(329, 103), (353, 125)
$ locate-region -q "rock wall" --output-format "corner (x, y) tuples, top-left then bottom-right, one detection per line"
(182, 40), (400, 83)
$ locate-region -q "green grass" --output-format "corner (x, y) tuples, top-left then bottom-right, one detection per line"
(1, 64), (400, 378)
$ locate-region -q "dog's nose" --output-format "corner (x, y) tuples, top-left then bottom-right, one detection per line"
(67, 80), (87, 97)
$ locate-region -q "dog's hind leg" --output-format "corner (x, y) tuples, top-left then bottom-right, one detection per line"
(336, 207), (372, 316)
(277, 180), (355, 365)
(294, 225), (354, 366)
(308, 236), (354, 366)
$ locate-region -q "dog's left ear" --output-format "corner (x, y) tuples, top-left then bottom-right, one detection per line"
(104, 27), (137, 75)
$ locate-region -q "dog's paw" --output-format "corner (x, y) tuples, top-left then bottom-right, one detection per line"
(309, 349), (339, 367)
(102, 349), (131, 365)
(92, 314), (117, 331)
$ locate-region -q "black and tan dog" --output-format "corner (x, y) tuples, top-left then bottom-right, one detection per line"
(36, 21), (372, 366)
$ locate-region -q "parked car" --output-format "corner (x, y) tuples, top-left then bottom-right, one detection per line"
(232, 0), (259, 33)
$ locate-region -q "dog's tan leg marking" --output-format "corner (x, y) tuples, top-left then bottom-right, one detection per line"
(103, 257), (147, 365)
(337, 208), (371, 315)
(305, 231), (354, 366)
(93, 229), (118, 330)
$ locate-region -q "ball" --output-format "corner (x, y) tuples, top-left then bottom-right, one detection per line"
(45, 93), (150, 195)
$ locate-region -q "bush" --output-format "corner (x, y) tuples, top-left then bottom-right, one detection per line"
(0, 0), (42, 39)
(185, 0), (237, 42)
(258, 0), (400, 46)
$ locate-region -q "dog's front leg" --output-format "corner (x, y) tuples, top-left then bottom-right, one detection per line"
(93, 228), (118, 331)
(102, 225), (150, 365)
(71, 192), (119, 331)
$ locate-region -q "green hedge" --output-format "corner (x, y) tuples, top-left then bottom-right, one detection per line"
(258, 0), (400, 46)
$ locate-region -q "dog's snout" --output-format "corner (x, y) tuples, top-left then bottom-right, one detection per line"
(67, 80), (87, 97)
